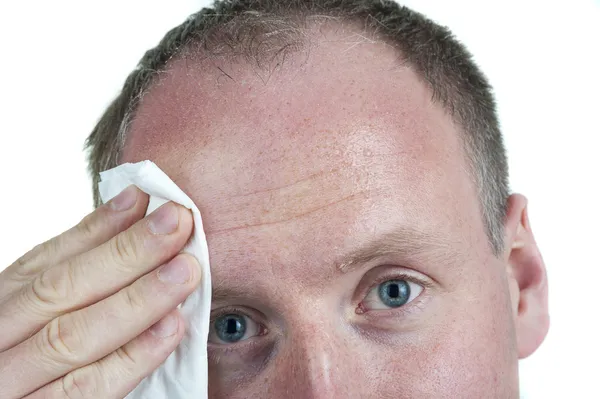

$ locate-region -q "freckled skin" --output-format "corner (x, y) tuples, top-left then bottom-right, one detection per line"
(122, 26), (547, 398)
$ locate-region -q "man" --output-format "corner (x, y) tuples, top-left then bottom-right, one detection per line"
(0, 0), (549, 397)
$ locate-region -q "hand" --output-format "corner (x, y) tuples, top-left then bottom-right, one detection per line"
(0, 186), (201, 398)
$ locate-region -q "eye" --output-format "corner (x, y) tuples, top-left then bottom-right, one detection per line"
(208, 313), (261, 344)
(361, 279), (424, 311)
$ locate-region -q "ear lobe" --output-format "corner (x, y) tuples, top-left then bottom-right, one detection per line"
(504, 194), (550, 359)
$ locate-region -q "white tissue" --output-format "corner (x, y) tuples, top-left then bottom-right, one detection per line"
(98, 160), (211, 399)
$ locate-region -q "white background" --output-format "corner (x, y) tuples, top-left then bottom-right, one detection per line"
(0, 1), (598, 397)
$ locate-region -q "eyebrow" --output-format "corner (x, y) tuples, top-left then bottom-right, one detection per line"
(210, 227), (460, 303)
(335, 227), (459, 274)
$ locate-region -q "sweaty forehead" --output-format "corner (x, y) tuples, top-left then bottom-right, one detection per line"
(121, 32), (481, 278)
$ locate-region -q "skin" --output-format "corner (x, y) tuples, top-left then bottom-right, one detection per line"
(0, 24), (548, 399)
(119, 26), (550, 398)
(0, 191), (200, 398)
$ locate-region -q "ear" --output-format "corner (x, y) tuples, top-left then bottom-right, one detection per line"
(503, 193), (550, 359)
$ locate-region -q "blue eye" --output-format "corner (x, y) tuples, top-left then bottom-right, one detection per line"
(378, 280), (410, 307)
(209, 313), (260, 344)
(362, 278), (424, 311)
(215, 314), (246, 343)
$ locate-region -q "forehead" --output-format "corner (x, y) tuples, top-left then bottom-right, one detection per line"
(121, 32), (485, 284)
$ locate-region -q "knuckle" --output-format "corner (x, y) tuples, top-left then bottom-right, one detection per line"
(22, 240), (58, 268)
(12, 254), (29, 271)
(40, 239), (56, 258)
(60, 369), (95, 399)
(121, 284), (146, 312)
(39, 316), (85, 366)
(15, 243), (43, 268)
(29, 269), (65, 310)
(10, 247), (44, 281)
(76, 213), (97, 240)
(114, 345), (138, 370)
(111, 232), (139, 264)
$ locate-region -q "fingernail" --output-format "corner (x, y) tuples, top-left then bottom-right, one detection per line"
(158, 256), (191, 284)
(149, 313), (178, 338)
(109, 185), (138, 211)
(147, 203), (179, 235)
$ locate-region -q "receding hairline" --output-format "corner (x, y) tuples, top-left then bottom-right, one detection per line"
(86, 0), (509, 256)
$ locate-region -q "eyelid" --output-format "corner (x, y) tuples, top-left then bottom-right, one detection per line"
(209, 306), (254, 324)
(354, 266), (433, 316)
(208, 306), (268, 346)
(355, 266), (434, 299)
(361, 279), (423, 311)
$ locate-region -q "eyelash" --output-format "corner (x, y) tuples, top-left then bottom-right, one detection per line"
(207, 306), (271, 364)
(209, 306), (268, 334)
(355, 270), (432, 317)
(209, 306), (253, 324)
(208, 306), (268, 345)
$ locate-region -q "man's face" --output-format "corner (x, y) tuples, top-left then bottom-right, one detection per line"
(122, 30), (521, 398)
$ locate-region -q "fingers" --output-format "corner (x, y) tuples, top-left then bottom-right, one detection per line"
(0, 201), (194, 351)
(26, 310), (184, 399)
(0, 254), (200, 398)
(1, 185), (149, 296)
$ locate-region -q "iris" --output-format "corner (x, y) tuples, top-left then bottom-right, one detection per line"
(214, 314), (247, 343)
(378, 279), (410, 307)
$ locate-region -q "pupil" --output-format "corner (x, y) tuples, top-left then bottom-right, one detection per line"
(388, 283), (400, 298)
(226, 318), (238, 334)
(378, 279), (410, 308)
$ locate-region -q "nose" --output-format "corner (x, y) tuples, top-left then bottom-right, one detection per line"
(268, 319), (363, 398)
(304, 341), (336, 398)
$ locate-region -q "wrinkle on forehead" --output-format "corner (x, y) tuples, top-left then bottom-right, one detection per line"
(121, 27), (479, 252)
(209, 192), (365, 235)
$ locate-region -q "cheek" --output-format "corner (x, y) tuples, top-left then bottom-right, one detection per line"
(407, 325), (515, 397)
(363, 268), (519, 397)
(413, 282), (518, 397)
(364, 317), (518, 398)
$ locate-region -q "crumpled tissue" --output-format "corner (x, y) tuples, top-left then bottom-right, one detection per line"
(98, 160), (211, 399)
